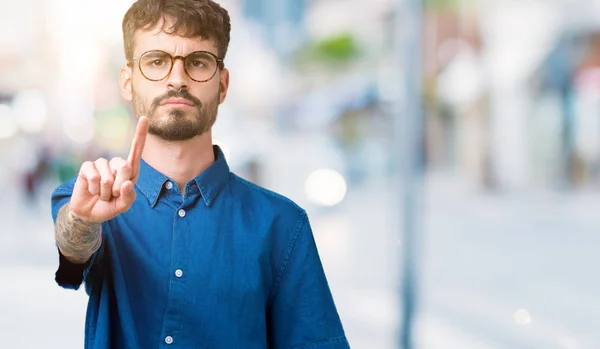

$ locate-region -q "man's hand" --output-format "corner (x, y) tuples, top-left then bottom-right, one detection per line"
(70, 116), (149, 223)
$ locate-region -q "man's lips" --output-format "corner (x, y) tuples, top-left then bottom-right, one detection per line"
(160, 98), (195, 106)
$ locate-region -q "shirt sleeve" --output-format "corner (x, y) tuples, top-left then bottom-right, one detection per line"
(51, 178), (104, 293)
(267, 211), (350, 349)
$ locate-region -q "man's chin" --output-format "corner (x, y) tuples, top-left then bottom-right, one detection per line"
(158, 109), (196, 120)
(148, 122), (204, 141)
(149, 132), (201, 142)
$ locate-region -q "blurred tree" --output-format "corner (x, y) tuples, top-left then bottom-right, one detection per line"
(55, 155), (78, 183)
(292, 33), (362, 72)
(312, 34), (360, 62)
(424, 0), (462, 11)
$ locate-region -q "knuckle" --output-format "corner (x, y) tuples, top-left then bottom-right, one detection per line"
(80, 161), (93, 172)
(110, 157), (126, 166)
(88, 173), (100, 182)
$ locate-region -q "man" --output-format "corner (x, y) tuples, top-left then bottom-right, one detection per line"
(50, 0), (349, 348)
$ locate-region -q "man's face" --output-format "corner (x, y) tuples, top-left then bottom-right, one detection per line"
(120, 21), (229, 141)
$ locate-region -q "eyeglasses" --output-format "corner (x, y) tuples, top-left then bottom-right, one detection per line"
(129, 50), (224, 83)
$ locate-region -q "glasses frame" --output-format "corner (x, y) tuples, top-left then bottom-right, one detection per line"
(129, 50), (225, 83)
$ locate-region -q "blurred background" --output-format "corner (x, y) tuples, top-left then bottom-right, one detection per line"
(1, 0), (600, 348)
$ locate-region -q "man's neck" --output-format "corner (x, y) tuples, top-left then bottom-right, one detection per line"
(141, 132), (215, 193)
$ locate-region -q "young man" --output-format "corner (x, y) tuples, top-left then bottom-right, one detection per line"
(50, 1), (349, 348)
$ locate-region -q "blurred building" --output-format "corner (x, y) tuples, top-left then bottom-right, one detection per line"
(241, 0), (307, 56)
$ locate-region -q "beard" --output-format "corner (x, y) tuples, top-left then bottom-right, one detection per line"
(132, 87), (219, 141)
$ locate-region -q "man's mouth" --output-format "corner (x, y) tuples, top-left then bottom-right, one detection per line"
(160, 98), (195, 107)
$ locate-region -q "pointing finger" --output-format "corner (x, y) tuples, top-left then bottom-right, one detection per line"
(127, 116), (148, 181)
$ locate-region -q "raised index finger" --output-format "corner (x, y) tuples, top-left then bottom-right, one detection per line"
(127, 116), (149, 177)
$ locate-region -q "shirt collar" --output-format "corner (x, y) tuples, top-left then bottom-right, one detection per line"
(193, 145), (231, 206)
(137, 144), (231, 208)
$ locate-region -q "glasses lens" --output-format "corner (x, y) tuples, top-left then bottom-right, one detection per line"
(139, 51), (172, 81)
(185, 52), (218, 81)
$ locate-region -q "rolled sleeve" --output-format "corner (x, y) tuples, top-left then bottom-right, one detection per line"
(268, 212), (350, 349)
(51, 178), (104, 293)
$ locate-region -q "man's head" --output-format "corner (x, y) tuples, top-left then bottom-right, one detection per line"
(119, 0), (231, 141)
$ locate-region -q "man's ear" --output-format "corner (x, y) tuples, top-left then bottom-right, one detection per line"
(119, 65), (133, 102)
(218, 68), (230, 104)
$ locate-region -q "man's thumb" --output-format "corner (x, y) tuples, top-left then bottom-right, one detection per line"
(115, 180), (136, 213)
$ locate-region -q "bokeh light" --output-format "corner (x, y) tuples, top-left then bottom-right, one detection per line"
(0, 104), (18, 139)
(13, 89), (48, 134)
(514, 309), (532, 325)
(63, 120), (95, 145)
(304, 169), (347, 207)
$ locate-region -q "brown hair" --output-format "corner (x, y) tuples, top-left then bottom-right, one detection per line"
(122, 0), (231, 63)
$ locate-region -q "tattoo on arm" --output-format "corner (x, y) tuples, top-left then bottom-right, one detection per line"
(54, 202), (102, 264)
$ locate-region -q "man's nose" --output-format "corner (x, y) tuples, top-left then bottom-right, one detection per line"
(166, 58), (189, 91)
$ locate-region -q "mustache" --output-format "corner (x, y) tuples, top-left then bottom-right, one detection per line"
(151, 89), (203, 110)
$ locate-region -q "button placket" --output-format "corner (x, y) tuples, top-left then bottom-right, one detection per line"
(161, 196), (191, 345)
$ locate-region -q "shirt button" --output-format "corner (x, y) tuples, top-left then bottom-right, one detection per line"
(165, 336), (173, 345)
(175, 269), (183, 278)
(165, 181), (173, 190)
(178, 209), (186, 218)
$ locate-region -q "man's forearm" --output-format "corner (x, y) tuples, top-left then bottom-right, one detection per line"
(54, 202), (102, 264)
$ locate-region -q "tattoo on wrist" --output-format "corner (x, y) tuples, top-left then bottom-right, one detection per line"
(55, 202), (102, 263)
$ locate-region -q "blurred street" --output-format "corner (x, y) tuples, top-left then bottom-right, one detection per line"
(1, 173), (598, 349)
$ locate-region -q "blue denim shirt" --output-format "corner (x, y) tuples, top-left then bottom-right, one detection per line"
(51, 145), (349, 349)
